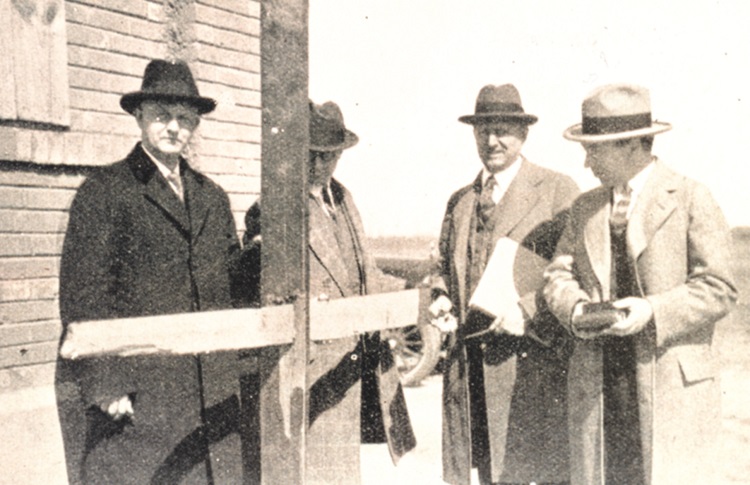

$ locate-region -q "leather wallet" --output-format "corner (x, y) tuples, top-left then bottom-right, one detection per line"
(572, 302), (626, 332)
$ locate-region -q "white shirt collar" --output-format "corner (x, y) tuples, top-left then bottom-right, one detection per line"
(142, 145), (181, 180)
(481, 156), (523, 204)
(614, 158), (656, 218)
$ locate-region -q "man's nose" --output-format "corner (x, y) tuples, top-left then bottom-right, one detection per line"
(488, 134), (507, 150)
(165, 118), (180, 132)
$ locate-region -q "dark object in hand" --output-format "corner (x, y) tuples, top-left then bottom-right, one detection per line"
(573, 302), (627, 332)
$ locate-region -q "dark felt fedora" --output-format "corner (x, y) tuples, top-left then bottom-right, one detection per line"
(309, 101), (359, 151)
(120, 59), (216, 115)
(564, 84), (671, 142)
(459, 84), (538, 125)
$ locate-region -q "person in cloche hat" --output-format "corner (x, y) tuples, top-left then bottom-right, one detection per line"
(544, 83), (737, 485)
(430, 84), (579, 485)
(237, 100), (415, 484)
(56, 59), (242, 484)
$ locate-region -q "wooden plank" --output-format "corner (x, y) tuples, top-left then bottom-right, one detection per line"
(66, 23), (164, 59)
(259, 1), (310, 483)
(0, 257), (60, 280)
(58, 307), (295, 359)
(10, 0), (70, 126)
(0, 278), (59, 303)
(0, 186), (75, 210)
(0, 170), (85, 189)
(0, 299), (59, 323)
(196, 43), (261, 73)
(195, 23), (260, 54)
(0, 2), (17, 119)
(195, 3), (258, 35)
(67, 0), (149, 18)
(66, 1), (160, 41)
(0, 341), (59, 369)
(0, 321), (61, 347)
(309, 290), (421, 340)
(0, 209), (68, 234)
(0, 234), (65, 258)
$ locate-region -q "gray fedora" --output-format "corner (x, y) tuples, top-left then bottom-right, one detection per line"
(459, 84), (538, 125)
(309, 101), (359, 151)
(120, 59), (216, 115)
(564, 84), (671, 142)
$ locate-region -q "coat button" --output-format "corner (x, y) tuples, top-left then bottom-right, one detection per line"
(350, 353), (358, 361)
(521, 352), (528, 358)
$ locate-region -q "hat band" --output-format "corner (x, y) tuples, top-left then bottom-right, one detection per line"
(475, 102), (524, 114)
(582, 113), (652, 135)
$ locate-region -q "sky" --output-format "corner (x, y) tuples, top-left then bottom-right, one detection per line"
(308, 0), (750, 236)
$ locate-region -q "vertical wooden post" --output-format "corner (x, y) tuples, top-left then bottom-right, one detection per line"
(259, 1), (309, 484)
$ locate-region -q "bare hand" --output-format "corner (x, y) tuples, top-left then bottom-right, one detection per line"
(429, 295), (458, 333)
(101, 395), (134, 420)
(604, 297), (653, 336)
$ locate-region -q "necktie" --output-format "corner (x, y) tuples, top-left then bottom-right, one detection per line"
(321, 186), (336, 219)
(610, 183), (631, 234)
(477, 176), (497, 226)
(165, 170), (184, 203)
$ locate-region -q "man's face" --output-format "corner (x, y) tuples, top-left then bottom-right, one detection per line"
(309, 149), (342, 188)
(136, 101), (200, 163)
(582, 139), (639, 187)
(473, 121), (528, 173)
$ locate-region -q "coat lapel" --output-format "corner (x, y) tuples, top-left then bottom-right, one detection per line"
(627, 161), (678, 261)
(128, 145), (191, 236)
(491, 159), (541, 240)
(182, 163), (211, 243)
(453, 175), (480, 310)
(308, 194), (349, 296)
(583, 187), (612, 300)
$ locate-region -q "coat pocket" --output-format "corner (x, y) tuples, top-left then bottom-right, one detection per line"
(676, 345), (717, 385)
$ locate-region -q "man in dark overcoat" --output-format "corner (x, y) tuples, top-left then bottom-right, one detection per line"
(238, 101), (416, 484)
(544, 84), (737, 485)
(56, 59), (242, 485)
(431, 84), (579, 485)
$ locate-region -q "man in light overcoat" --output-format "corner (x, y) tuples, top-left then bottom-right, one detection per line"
(544, 84), (737, 485)
(431, 84), (579, 485)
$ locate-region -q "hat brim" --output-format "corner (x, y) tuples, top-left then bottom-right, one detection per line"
(563, 121), (672, 142)
(458, 113), (538, 125)
(120, 92), (217, 115)
(309, 130), (359, 152)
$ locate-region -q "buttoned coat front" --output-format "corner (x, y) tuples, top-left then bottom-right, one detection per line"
(544, 161), (737, 485)
(435, 159), (579, 485)
(57, 143), (242, 485)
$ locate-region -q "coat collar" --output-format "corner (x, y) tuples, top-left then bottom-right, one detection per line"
(582, 159), (679, 294)
(126, 143), (210, 241)
(308, 179), (361, 297)
(451, 158), (540, 307)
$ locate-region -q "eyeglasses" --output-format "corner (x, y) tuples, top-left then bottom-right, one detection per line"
(140, 103), (200, 129)
(309, 150), (341, 162)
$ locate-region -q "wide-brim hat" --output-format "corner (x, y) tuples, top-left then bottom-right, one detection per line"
(564, 84), (671, 142)
(459, 84), (538, 125)
(120, 59), (216, 115)
(309, 101), (359, 151)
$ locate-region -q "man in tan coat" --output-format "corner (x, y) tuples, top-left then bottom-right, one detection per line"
(544, 84), (737, 485)
(432, 84), (579, 485)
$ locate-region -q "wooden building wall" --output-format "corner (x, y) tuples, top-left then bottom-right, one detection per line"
(0, 2), (261, 483)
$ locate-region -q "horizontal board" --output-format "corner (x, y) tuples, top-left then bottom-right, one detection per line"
(0, 320), (61, 347)
(196, 43), (260, 73)
(0, 341), (59, 369)
(194, 62), (261, 91)
(0, 209), (68, 234)
(197, 0), (260, 19)
(195, 155), (261, 177)
(69, 109), (140, 136)
(206, 173), (260, 194)
(68, 44), (149, 78)
(199, 138), (260, 160)
(0, 257), (60, 280)
(0, 234), (65, 258)
(66, 1), (160, 41)
(195, 3), (259, 35)
(59, 306), (295, 358)
(63, 132), (138, 166)
(201, 120), (262, 144)
(67, 23), (164, 59)
(0, 187), (75, 210)
(0, 278), (59, 303)
(0, 127), (68, 165)
(68, 65), (142, 96)
(194, 23), (260, 54)
(58, 290), (421, 358)
(0, 170), (85, 189)
(0, 299), (60, 323)
(67, 0), (149, 18)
